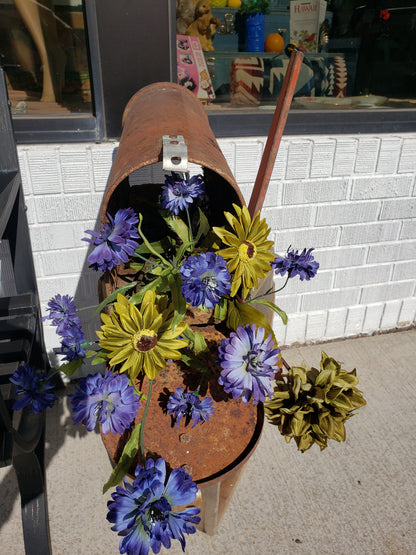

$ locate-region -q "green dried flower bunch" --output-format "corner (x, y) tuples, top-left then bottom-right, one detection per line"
(265, 352), (366, 452)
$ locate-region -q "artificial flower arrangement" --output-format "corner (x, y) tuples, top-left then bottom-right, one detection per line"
(10, 170), (366, 555)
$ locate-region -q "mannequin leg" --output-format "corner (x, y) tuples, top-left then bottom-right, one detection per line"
(13, 0), (65, 102)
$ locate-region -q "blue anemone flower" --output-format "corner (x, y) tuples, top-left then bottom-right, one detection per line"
(107, 457), (200, 555)
(69, 371), (141, 434)
(54, 323), (86, 362)
(218, 324), (281, 405)
(271, 247), (319, 281)
(179, 252), (231, 310)
(83, 208), (140, 272)
(167, 388), (214, 428)
(160, 172), (205, 215)
(10, 364), (57, 413)
(45, 294), (86, 362)
(42, 294), (80, 333)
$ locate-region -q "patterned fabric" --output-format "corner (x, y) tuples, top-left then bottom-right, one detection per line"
(230, 57), (265, 105)
(230, 54), (347, 105)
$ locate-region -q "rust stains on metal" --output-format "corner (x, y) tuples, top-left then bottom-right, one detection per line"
(100, 82), (244, 224)
(100, 325), (263, 486)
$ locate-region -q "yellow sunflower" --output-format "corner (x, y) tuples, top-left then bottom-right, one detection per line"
(212, 204), (274, 299)
(97, 291), (188, 380)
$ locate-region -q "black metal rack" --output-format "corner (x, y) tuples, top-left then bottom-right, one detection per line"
(0, 68), (52, 554)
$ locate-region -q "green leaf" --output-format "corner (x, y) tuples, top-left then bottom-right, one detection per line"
(164, 214), (189, 245)
(249, 298), (288, 325)
(138, 214), (171, 267)
(176, 240), (195, 262)
(85, 350), (98, 358)
(193, 329), (208, 354)
(181, 327), (206, 354)
(129, 276), (163, 305)
(135, 238), (172, 256)
(93, 281), (138, 315)
(129, 262), (145, 272)
(168, 272), (186, 330)
(213, 297), (228, 321)
(195, 208), (210, 243)
(180, 352), (208, 372)
(102, 422), (142, 493)
(227, 299), (276, 343)
(58, 358), (84, 376)
(91, 350), (109, 365)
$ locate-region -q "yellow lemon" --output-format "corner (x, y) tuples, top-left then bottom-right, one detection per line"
(228, 0), (241, 7)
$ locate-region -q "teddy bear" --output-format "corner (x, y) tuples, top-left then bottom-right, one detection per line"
(185, 1), (221, 51)
(176, 0), (196, 35)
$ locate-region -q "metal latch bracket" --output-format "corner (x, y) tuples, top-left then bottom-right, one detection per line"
(162, 135), (188, 173)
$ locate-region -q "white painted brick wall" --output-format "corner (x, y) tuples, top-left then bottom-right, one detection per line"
(345, 305), (366, 336)
(380, 299), (403, 330)
(400, 220), (416, 239)
(362, 303), (384, 334)
(16, 133), (416, 369)
(324, 307), (348, 340)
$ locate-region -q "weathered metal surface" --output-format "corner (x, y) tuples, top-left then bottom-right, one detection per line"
(100, 325), (263, 485)
(162, 135), (188, 172)
(100, 82), (244, 224)
(248, 50), (304, 218)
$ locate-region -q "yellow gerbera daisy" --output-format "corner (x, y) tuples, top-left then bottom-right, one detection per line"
(212, 204), (274, 299)
(97, 291), (188, 380)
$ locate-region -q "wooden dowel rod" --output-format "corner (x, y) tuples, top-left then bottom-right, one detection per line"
(248, 50), (304, 218)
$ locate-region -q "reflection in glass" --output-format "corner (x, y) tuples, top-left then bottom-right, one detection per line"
(175, 1), (416, 111)
(1, 0), (91, 116)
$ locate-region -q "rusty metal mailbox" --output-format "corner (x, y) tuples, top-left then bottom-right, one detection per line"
(97, 82), (263, 535)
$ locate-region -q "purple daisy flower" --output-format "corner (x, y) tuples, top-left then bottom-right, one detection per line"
(83, 207), (140, 272)
(107, 457), (200, 555)
(69, 371), (141, 435)
(180, 252), (231, 310)
(160, 172), (205, 215)
(271, 247), (319, 281)
(10, 364), (57, 413)
(218, 324), (281, 405)
(167, 388), (214, 428)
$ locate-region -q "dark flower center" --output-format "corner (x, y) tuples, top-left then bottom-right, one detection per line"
(133, 329), (158, 352)
(201, 273), (218, 290)
(244, 350), (263, 372)
(147, 497), (171, 526)
(148, 506), (164, 523)
(238, 240), (257, 262)
(93, 400), (104, 419)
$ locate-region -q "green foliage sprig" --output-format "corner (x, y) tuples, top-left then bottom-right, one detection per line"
(238, 0), (270, 15)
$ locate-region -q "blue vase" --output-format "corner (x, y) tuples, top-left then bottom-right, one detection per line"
(245, 12), (265, 52)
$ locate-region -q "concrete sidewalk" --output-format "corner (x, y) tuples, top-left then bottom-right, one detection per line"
(1, 329), (415, 555)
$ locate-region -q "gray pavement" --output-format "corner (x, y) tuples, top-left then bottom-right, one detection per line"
(1, 329), (415, 555)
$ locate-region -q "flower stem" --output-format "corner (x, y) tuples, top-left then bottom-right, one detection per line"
(138, 213), (171, 267)
(134, 251), (168, 270)
(185, 207), (194, 250)
(249, 275), (290, 301)
(139, 379), (154, 460)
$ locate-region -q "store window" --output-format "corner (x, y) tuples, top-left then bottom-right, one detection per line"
(1, 0), (415, 143)
(176, 1), (416, 112)
(0, 0), (91, 116)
